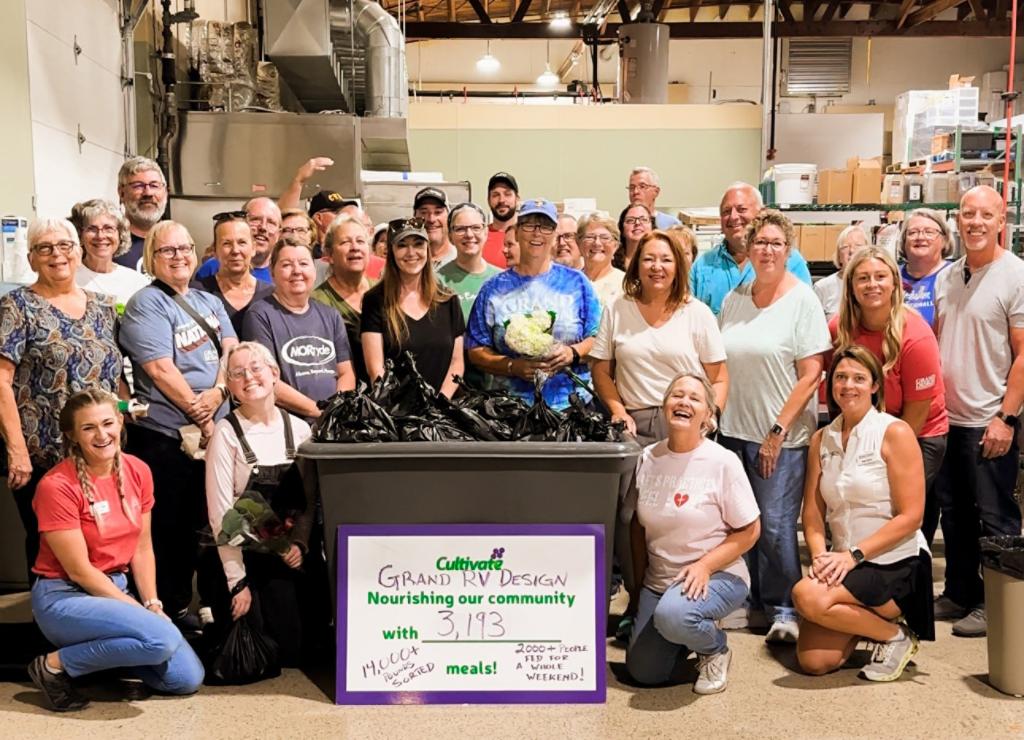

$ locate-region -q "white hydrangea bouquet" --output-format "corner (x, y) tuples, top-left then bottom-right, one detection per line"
(503, 310), (558, 358)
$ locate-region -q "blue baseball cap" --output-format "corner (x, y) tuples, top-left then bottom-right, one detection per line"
(517, 198), (558, 225)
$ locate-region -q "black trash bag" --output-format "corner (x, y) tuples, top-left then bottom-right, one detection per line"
(398, 414), (477, 442)
(452, 376), (528, 440)
(513, 388), (563, 441)
(433, 393), (501, 441)
(206, 610), (281, 685)
(367, 359), (401, 406)
(980, 536), (1024, 580)
(556, 392), (625, 443)
(381, 352), (437, 418)
(314, 388), (399, 443)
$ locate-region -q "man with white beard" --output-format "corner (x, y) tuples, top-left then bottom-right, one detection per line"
(115, 156), (168, 271)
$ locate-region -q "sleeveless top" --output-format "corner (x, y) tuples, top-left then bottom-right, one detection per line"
(818, 407), (928, 565)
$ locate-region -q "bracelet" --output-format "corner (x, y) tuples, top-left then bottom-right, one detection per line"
(570, 346), (581, 365)
(217, 384), (229, 402)
(143, 598), (163, 609)
(506, 358), (514, 375)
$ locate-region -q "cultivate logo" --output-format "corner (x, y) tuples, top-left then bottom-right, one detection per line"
(282, 336), (335, 367)
(436, 546), (506, 571)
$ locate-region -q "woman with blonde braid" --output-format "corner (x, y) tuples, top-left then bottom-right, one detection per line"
(28, 390), (203, 712)
(829, 247), (947, 544)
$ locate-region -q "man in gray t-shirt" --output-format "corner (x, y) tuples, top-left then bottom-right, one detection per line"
(933, 185), (1024, 638)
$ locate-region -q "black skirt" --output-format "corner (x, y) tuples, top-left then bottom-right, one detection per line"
(843, 550), (935, 641)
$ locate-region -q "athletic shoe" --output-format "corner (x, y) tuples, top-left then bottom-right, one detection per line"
(173, 610), (203, 634)
(694, 648), (732, 694)
(614, 615), (633, 643)
(198, 606), (215, 626)
(933, 594), (968, 621)
(27, 655), (89, 712)
(765, 620), (799, 644)
(952, 607), (987, 638)
(859, 628), (919, 682)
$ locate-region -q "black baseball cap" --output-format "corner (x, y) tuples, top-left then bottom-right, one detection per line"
(413, 186), (448, 211)
(308, 190), (358, 216)
(488, 172), (519, 194)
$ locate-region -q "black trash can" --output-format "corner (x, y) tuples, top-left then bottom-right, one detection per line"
(981, 536), (1024, 697)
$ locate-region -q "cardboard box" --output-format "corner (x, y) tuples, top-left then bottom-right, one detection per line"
(817, 170), (853, 204)
(825, 224), (846, 262)
(797, 224), (828, 262)
(846, 157), (883, 203)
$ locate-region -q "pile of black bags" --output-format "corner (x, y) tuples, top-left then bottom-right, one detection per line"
(314, 352), (623, 444)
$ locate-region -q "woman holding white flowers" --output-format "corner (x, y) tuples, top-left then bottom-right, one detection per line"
(361, 218), (464, 396)
(466, 199), (601, 410)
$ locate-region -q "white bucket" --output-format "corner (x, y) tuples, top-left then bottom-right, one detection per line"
(770, 163), (817, 205)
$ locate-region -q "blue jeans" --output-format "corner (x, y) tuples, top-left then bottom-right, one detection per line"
(626, 572), (748, 685)
(720, 435), (805, 624)
(31, 573), (204, 694)
(936, 425), (1022, 608)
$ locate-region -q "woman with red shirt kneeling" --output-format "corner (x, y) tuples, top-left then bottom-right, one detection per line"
(28, 389), (204, 712)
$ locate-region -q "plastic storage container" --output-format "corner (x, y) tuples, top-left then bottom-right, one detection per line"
(769, 164), (817, 205)
(981, 536), (1024, 697)
(299, 439), (643, 599)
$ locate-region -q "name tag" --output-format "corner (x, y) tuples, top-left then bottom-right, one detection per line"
(856, 453), (875, 465)
(92, 500), (111, 515)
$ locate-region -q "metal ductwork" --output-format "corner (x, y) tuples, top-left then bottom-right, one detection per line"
(329, 0), (408, 117)
(264, 0), (348, 112)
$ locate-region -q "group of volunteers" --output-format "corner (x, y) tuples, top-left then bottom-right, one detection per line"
(3, 151), (1019, 710)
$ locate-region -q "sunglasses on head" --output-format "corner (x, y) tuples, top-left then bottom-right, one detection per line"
(212, 210), (246, 222)
(388, 217), (426, 231)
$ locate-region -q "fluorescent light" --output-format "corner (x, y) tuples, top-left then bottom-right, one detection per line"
(476, 40), (500, 74)
(549, 11), (571, 29)
(537, 63), (560, 90)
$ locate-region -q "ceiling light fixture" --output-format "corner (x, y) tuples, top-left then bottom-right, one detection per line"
(536, 41), (559, 90)
(549, 11), (571, 29)
(476, 40), (500, 74)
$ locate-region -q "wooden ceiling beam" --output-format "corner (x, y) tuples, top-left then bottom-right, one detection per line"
(804, 0), (822, 21)
(821, 0), (842, 21)
(896, 0), (917, 27)
(777, 0), (797, 21)
(466, 0), (494, 22)
(906, 0), (966, 26)
(689, 0), (704, 20)
(967, 0), (987, 18)
(748, 2), (759, 18)
(511, 0), (535, 21)
(838, 2), (853, 17)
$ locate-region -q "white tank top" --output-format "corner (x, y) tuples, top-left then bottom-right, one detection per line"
(818, 408), (928, 565)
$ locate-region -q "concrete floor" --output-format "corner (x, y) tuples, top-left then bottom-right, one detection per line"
(0, 562), (1021, 739)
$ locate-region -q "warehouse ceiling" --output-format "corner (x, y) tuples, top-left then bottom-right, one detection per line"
(381, 0), (1015, 37)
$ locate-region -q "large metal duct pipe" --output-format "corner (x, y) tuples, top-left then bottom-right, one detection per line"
(330, 0), (408, 117)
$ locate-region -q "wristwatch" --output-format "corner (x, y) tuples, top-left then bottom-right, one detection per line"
(769, 423), (787, 438)
(849, 547), (866, 567)
(570, 345), (581, 365)
(995, 410), (1019, 428)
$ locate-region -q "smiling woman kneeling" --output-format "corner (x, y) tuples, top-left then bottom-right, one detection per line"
(793, 345), (934, 681)
(29, 390), (204, 712)
(626, 373), (760, 694)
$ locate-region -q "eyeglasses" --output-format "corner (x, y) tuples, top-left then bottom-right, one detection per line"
(212, 210), (246, 222)
(246, 215), (280, 228)
(84, 225), (118, 237)
(280, 225), (311, 236)
(581, 234), (616, 245)
(126, 181), (165, 194)
(227, 363), (269, 381)
(627, 183), (654, 192)
(751, 239), (787, 252)
(624, 216), (651, 226)
(906, 228), (941, 240)
(32, 240), (77, 256)
(452, 224), (486, 236)
(556, 233), (576, 243)
(154, 244), (194, 259)
(520, 222), (556, 235)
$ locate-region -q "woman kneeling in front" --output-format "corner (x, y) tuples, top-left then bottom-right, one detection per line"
(626, 373), (761, 694)
(29, 389), (204, 711)
(793, 345), (933, 681)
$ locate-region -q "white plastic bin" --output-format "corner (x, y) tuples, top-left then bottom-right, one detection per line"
(770, 164), (817, 205)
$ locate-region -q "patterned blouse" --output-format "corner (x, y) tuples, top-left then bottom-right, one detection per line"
(0, 287), (122, 469)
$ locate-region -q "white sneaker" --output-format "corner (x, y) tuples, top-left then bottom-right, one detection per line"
(765, 620), (799, 644)
(694, 648), (732, 695)
(859, 628), (919, 682)
(198, 606), (215, 626)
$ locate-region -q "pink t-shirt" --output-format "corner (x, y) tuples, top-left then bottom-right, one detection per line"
(634, 438), (760, 592)
(828, 311), (948, 438)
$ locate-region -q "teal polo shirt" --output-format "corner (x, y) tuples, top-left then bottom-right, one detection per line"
(689, 239), (812, 316)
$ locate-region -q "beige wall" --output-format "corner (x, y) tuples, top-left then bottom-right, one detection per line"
(0, 0), (35, 217)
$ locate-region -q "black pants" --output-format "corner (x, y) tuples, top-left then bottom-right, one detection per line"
(12, 466), (50, 584)
(936, 425), (1022, 608)
(918, 434), (948, 546)
(127, 424), (207, 617)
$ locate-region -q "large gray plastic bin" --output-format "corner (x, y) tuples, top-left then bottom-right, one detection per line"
(299, 439), (642, 598)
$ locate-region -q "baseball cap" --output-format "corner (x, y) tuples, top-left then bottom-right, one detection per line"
(488, 172), (519, 194)
(517, 198), (558, 225)
(308, 190), (358, 216)
(388, 217), (428, 246)
(413, 186), (448, 211)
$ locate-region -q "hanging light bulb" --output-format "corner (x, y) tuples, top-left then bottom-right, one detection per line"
(549, 10), (571, 29)
(536, 40), (559, 90)
(476, 39), (500, 74)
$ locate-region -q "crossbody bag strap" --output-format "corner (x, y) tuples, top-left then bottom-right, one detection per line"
(151, 279), (222, 355)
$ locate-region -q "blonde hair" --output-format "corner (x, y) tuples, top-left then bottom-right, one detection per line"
(744, 209), (795, 251)
(836, 247), (906, 374)
(58, 389), (135, 534)
(662, 372), (719, 436)
(142, 220), (194, 276)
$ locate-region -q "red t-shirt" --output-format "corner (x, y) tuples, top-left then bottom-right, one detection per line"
(482, 227), (508, 269)
(366, 254), (386, 280)
(827, 312), (948, 438)
(32, 455), (155, 579)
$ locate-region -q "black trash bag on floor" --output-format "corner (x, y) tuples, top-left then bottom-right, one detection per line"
(314, 387), (399, 443)
(556, 392), (625, 443)
(980, 536), (1024, 580)
(513, 388), (563, 441)
(206, 609), (281, 685)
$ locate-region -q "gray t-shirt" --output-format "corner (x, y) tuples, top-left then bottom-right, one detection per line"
(241, 295), (351, 404)
(119, 285), (237, 437)
(718, 281), (832, 447)
(934, 250), (1024, 427)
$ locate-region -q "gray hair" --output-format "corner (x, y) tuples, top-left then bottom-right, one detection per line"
(897, 208), (956, 261)
(447, 202), (489, 231)
(244, 196), (282, 221)
(833, 223), (870, 268)
(662, 372), (719, 436)
(117, 156), (164, 188)
(630, 166), (660, 186)
(221, 340), (280, 375)
(324, 213), (369, 254)
(27, 217), (80, 249)
(69, 198), (130, 258)
(723, 181), (764, 208)
(576, 212), (620, 243)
